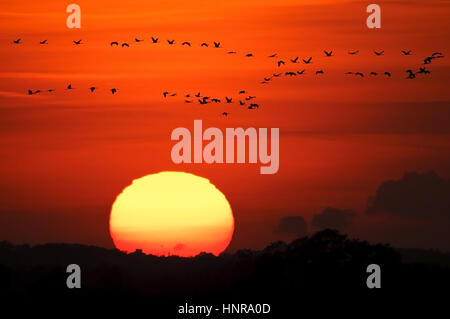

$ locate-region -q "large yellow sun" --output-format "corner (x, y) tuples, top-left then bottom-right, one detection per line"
(109, 171), (234, 257)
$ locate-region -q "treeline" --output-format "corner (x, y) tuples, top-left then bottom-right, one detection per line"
(0, 229), (449, 314)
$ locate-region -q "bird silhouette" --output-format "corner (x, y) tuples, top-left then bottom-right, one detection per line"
(211, 98), (221, 103)
(67, 84), (73, 90)
(277, 60), (285, 67)
(264, 77), (271, 82)
(13, 38), (22, 44)
(73, 40), (82, 45)
(345, 72), (353, 75)
(135, 38), (144, 42)
(163, 91), (170, 98)
(384, 72), (391, 77)
(225, 97), (232, 103)
(110, 41), (119, 46)
(39, 40), (48, 45)
(239, 101), (245, 106)
(423, 54), (443, 64)
(167, 40), (175, 45)
(27, 89), (33, 95)
(48, 89), (54, 93)
(199, 99), (208, 105)
(401, 50), (412, 55)
(285, 72), (296, 76)
(406, 70), (416, 79)
(324, 50), (333, 57)
(111, 88), (118, 94)
(121, 43), (129, 47)
(290, 57), (299, 63)
(370, 72), (377, 76)
(249, 103), (259, 109)
(374, 50), (384, 56)
(355, 72), (364, 77)
(222, 112), (229, 116)
(245, 53), (254, 57)
(418, 67), (430, 74)
(315, 70), (324, 74)
(171, 93), (177, 97)
(273, 73), (282, 77)
(302, 57), (312, 64)
(90, 87), (96, 92)
(185, 100), (193, 103)
(182, 41), (191, 46)
(246, 96), (256, 100)
(201, 43), (208, 47)
(239, 90), (246, 94)
(195, 92), (201, 97)
(227, 51), (237, 54)
(297, 69), (305, 75)
(151, 37), (159, 43)
(185, 94), (191, 98)
(348, 50), (359, 55)
(214, 42), (221, 48)
(268, 53), (278, 58)
(423, 57), (433, 64)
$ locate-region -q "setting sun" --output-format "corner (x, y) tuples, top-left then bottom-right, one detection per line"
(109, 171), (234, 257)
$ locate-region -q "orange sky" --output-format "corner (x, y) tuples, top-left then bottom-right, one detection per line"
(0, 0), (449, 251)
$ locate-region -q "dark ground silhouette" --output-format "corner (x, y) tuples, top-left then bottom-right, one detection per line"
(1, 229), (449, 315)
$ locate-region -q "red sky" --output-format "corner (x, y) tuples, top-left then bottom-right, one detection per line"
(0, 0), (449, 251)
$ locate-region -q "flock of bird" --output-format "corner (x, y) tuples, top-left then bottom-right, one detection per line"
(12, 36), (445, 117)
(162, 90), (260, 116)
(27, 84), (117, 96)
(258, 51), (444, 84)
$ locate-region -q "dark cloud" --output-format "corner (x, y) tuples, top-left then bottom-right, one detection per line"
(312, 207), (355, 230)
(366, 171), (450, 218)
(275, 216), (307, 237)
